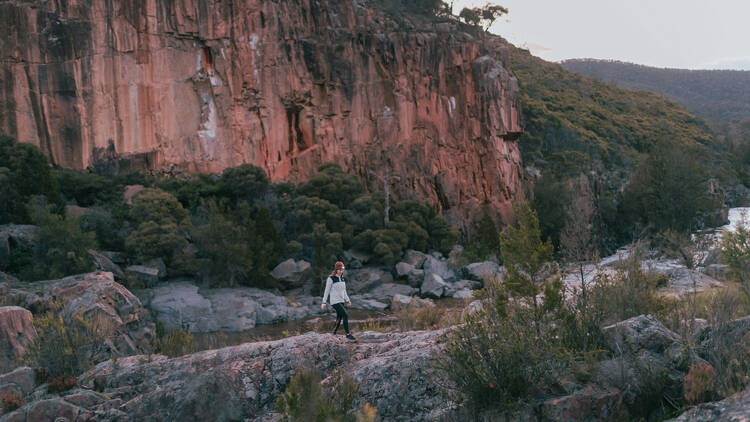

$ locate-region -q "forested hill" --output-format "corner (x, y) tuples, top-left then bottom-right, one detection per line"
(560, 59), (750, 125)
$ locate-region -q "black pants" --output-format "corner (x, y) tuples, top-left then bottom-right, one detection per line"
(332, 303), (349, 334)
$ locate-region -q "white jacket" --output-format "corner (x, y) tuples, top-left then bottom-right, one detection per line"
(322, 275), (351, 305)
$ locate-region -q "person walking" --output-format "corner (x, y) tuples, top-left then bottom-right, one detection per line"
(321, 261), (356, 341)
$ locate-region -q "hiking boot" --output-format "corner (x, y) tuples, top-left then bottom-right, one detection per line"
(346, 334), (356, 342)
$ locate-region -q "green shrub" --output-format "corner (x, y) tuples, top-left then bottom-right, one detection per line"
(19, 196), (97, 280)
(52, 168), (124, 207)
(721, 213), (750, 290)
(442, 278), (570, 409)
(26, 308), (114, 380)
(221, 164), (269, 203)
(126, 189), (190, 265)
(191, 200), (280, 288)
(0, 135), (62, 224)
(79, 207), (124, 251)
(353, 229), (408, 264)
(158, 173), (224, 210)
(297, 164), (363, 209)
(275, 368), (375, 422)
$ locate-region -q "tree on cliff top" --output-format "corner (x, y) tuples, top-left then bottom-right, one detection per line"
(459, 3), (508, 31)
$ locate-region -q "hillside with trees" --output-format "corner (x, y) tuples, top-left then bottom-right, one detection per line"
(560, 59), (750, 126)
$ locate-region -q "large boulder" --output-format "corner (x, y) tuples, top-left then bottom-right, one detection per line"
(391, 294), (434, 311)
(125, 265), (161, 288)
(394, 262), (415, 279)
(346, 268), (394, 294)
(140, 282), (321, 333)
(668, 386), (750, 421)
(602, 314), (680, 354)
(443, 279), (478, 297)
(403, 250), (428, 268)
(1, 272), (154, 357)
(59, 330), (451, 421)
(406, 268), (425, 288)
(0, 367), (35, 397)
(463, 261), (503, 283)
(422, 256), (455, 281)
(363, 283), (418, 303)
(347, 295), (388, 311)
(269, 259), (312, 290)
(88, 250), (125, 281)
(0, 307), (37, 374)
(420, 272), (448, 299)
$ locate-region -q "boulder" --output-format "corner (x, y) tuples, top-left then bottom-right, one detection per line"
(422, 256), (455, 281)
(443, 279), (478, 297)
(100, 251), (126, 264)
(668, 386), (750, 421)
(391, 294), (434, 311)
(1, 397), (86, 422)
(395, 262), (415, 279)
(2, 272), (154, 358)
(88, 250), (125, 281)
(602, 314), (680, 354)
(406, 268), (425, 287)
(0, 308), (37, 374)
(452, 289), (474, 299)
(142, 282), (322, 332)
(540, 385), (621, 422)
(348, 295), (388, 311)
(344, 249), (371, 266)
(420, 272), (448, 299)
(0, 367), (35, 397)
(364, 283), (419, 303)
(391, 294), (413, 311)
(463, 261), (503, 283)
(145, 258), (168, 279)
(346, 268), (393, 294)
(403, 250), (427, 268)
(269, 259), (312, 289)
(125, 265), (161, 287)
(64, 330), (451, 421)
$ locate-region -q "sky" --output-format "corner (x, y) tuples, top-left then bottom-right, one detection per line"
(453, 0), (750, 70)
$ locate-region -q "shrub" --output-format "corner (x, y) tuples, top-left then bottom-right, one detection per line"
(0, 135), (62, 224)
(191, 200), (280, 288)
(47, 374), (78, 393)
(26, 309), (114, 380)
(221, 164), (269, 203)
(275, 368), (374, 422)
(21, 196), (97, 280)
(79, 207), (124, 251)
(52, 168), (124, 207)
(721, 212), (750, 291)
(683, 363), (716, 404)
(296, 164), (363, 209)
(442, 278), (570, 409)
(152, 327), (198, 358)
(126, 188), (190, 265)
(158, 173), (224, 210)
(0, 390), (24, 412)
(353, 229), (408, 264)
(396, 303), (452, 331)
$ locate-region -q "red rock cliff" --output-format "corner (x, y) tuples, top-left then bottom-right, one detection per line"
(0, 0), (523, 223)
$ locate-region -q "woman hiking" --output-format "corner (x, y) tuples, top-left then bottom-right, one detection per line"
(321, 261), (356, 341)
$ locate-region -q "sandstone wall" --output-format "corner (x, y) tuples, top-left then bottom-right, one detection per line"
(0, 0), (523, 222)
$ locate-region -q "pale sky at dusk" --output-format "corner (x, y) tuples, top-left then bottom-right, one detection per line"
(453, 0), (750, 70)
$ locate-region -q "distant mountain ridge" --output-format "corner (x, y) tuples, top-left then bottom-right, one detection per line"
(560, 59), (750, 125)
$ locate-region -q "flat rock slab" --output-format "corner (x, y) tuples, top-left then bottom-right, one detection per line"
(45, 330), (451, 422)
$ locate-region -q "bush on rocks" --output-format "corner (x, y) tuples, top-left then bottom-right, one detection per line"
(275, 368), (376, 422)
(26, 307), (114, 381)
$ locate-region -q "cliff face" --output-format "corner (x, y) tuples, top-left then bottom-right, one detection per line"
(0, 0), (523, 222)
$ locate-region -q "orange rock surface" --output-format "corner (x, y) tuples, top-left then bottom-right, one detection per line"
(0, 0), (523, 223)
